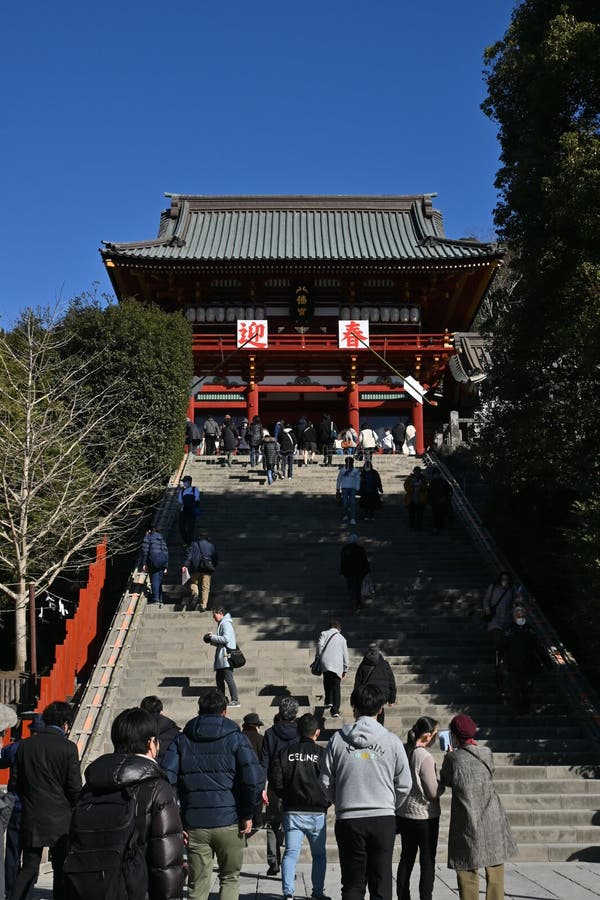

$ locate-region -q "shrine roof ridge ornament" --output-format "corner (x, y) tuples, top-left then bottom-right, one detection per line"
(101, 194), (505, 265)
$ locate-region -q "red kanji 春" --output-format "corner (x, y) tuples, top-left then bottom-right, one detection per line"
(341, 321), (367, 348)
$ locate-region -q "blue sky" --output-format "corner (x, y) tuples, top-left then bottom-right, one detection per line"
(1, 1), (514, 326)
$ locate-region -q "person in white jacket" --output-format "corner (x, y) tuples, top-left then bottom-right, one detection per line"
(204, 608), (240, 707)
(316, 619), (349, 718)
(336, 457), (361, 526)
(358, 422), (379, 463)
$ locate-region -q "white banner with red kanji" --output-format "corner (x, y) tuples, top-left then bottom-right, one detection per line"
(237, 320), (268, 349)
(338, 319), (369, 349)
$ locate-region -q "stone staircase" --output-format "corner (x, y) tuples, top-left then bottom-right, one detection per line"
(97, 453), (600, 862)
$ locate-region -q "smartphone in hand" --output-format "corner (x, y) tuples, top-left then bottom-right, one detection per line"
(438, 730), (452, 752)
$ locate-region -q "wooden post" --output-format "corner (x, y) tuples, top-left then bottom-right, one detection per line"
(186, 394), (195, 422)
(413, 401), (425, 455)
(347, 386), (359, 433)
(247, 356), (258, 421)
(247, 388), (259, 422)
(28, 584), (37, 678)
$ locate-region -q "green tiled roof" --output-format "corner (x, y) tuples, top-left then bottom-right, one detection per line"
(101, 195), (501, 264)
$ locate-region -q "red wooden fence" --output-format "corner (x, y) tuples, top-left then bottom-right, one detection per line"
(36, 542), (107, 710)
(0, 542), (107, 784)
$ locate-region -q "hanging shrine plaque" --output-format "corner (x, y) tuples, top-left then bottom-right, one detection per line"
(338, 319), (369, 349)
(237, 320), (268, 349)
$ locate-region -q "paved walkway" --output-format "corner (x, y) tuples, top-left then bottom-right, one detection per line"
(31, 861), (600, 898)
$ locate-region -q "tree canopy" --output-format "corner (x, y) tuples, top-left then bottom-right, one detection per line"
(478, 0), (600, 678)
(0, 298), (192, 671)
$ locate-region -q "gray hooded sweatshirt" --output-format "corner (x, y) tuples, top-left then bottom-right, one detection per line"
(320, 716), (412, 820)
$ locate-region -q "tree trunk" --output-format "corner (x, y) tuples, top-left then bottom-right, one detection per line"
(14, 583), (28, 672)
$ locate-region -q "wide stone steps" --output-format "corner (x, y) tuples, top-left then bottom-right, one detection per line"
(95, 454), (600, 860)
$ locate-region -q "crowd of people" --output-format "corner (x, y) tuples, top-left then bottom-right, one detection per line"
(185, 414), (420, 477)
(0, 558), (537, 900)
(0, 409), (546, 900)
(0, 687), (519, 900)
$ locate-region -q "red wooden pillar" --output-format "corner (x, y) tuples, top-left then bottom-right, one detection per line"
(186, 394), (195, 421)
(413, 401), (425, 455)
(347, 386), (359, 433)
(247, 387), (259, 422)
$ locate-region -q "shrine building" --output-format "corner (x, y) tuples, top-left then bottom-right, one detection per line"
(101, 194), (502, 453)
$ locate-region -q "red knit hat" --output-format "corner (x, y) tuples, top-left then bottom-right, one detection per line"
(450, 714), (477, 742)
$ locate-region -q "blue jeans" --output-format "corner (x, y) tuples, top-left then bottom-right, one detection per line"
(266, 468), (274, 485)
(342, 488), (356, 521)
(282, 812), (327, 897)
(149, 567), (164, 604)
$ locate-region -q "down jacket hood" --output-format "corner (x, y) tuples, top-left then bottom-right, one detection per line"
(84, 752), (163, 792)
(363, 649), (382, 666)
(183, 713), (240, 743)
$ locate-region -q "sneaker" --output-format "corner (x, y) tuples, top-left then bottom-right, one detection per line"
(341, 516), (348, 523)
(350, 519), (356, 525)
(323, 703), (332, 709)
(228, 701), (241, 707)
(332, 712), (340, 718)
(266, 865), (280, 877)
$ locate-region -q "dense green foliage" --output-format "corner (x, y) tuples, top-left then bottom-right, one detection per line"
(0, 298), (192, 670)
(478, 1), (600, 680)
(60, 295), (193, 487)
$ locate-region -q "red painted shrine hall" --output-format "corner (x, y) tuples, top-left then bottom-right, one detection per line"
(101, 195), (502, 453)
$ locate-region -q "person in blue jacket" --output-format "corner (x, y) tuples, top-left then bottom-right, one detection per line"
(163, 689), (263, 900)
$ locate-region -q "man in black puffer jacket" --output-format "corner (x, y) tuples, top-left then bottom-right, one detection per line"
(65, 707), (185, 900)
(353, 643), (397, 725)
(220, 415), (239, 468)
(259, 697), (299, 876)
(140, 696), (180, 766)
(163, 689), (262, 900)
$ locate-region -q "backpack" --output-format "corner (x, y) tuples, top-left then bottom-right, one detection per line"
(280, 430), (296, 453)
(63, 785), (146, 900)
(181, 486), (199, 511)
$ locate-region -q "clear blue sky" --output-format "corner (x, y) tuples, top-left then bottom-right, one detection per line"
(1, 1), (514, 326)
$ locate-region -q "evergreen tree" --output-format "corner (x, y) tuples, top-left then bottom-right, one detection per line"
(478, 0), (600, 674)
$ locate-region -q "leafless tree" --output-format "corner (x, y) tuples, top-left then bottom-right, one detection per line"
(0, 311), (169, 671)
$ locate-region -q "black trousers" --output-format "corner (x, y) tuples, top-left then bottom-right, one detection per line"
(408, 503), (424, 529)
(363, 494), (378, 518)
(216, 667), (239, 702)
(323, 671), (341, 715)
(265, 791), (284, 867)
(345, 575), (362, 611)
(179, 510), (195, 545)
(396, 817), (440, 900)
(11, 835), (68, 900)
(321, 443), (333, 465)
(335, 815), (396, 900)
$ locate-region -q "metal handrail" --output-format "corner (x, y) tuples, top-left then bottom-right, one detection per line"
(69, 456), (187, 765)
(426, 450), (600, 761)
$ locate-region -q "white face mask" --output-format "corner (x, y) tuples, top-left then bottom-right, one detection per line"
(515, 617), (526, 627)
